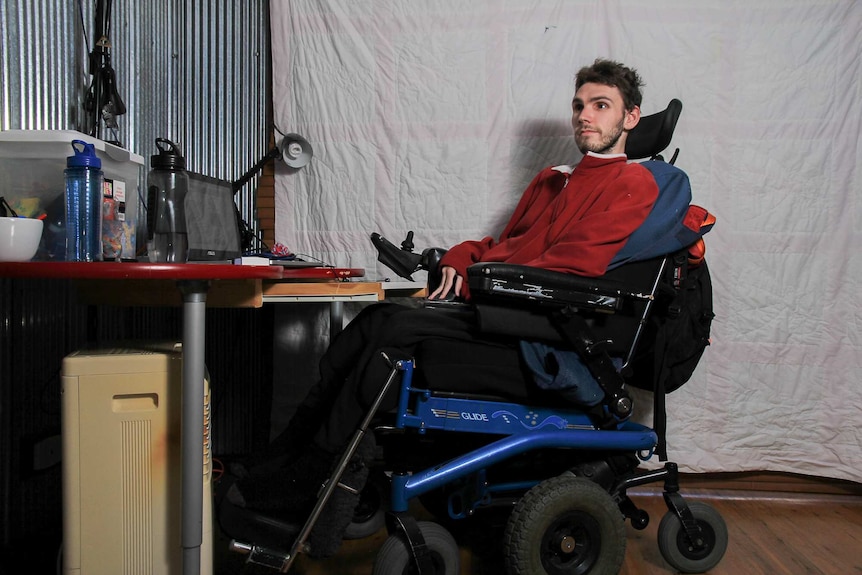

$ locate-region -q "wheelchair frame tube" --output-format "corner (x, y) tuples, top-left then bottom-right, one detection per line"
(388, 356), (657, 511)
(389, 424), (657, 512)
(621, 256), (669, 371)
(283, 354), (408, 570)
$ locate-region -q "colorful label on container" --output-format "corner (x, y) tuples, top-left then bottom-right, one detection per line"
(102, 178), (134, 260)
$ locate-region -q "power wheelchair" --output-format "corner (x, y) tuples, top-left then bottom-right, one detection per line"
(221, 99), (728, 574)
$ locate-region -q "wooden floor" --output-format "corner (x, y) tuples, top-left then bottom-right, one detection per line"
(215, 486), (862, 574)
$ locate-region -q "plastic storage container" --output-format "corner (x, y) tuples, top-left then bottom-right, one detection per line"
(0, 130), (144, 260)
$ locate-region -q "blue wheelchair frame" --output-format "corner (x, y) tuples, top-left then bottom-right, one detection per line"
(388, 358), (657, 515)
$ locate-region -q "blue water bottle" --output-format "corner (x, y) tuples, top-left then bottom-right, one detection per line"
(64, 140), (104, 261)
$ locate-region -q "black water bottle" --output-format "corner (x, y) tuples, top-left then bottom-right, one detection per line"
(147, 138), (189, 262)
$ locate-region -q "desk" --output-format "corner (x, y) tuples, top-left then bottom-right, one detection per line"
(0, 262), (366, 575)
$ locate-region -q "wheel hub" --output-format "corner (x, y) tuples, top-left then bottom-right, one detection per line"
(541, 511), (600, 574)
(677, 521), (715, 560)
(559, 534), (576, 553)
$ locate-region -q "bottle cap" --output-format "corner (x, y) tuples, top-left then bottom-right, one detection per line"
(151, 138), (186, 170)
(67, 140), (102, 169)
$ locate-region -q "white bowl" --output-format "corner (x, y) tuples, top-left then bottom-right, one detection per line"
(0, 217), (44, 261)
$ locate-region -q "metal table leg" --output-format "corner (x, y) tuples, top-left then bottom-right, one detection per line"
(330, 300), (344, 339)
(179, 280), (208, 575)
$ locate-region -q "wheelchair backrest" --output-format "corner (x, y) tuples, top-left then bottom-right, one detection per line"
(625, 98), (683, 163)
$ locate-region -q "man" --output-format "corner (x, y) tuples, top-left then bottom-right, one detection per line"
(220, 58), (659, 558)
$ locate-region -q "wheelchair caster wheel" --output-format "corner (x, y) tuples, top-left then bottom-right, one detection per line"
(503, 476), (625, 575)
(657, 501), (728, 573)
(344, 470), (388, 540)
(631, 509), (650, 530)
(373, 521), (460, 575)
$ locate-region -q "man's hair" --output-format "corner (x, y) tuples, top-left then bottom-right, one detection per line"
(575, 59), (644, 111)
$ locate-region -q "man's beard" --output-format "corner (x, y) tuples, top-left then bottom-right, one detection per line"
(576, 117), (625, 155)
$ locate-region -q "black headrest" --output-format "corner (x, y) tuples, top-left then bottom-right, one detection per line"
(625, 99), (683, 160)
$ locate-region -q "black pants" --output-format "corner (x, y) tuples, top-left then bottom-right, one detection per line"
(299, 302), (533, 453)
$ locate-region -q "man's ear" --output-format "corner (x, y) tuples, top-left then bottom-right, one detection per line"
(624, 105), (641, 131)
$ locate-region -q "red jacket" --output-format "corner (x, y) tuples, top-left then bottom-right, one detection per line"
(440, 153), (658, 298)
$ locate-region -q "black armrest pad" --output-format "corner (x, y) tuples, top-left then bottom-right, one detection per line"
(467, 262), (656, 311)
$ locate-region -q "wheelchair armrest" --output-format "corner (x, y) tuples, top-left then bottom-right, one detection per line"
(467, 257), (671, 363)
(467, 262), (654, 312)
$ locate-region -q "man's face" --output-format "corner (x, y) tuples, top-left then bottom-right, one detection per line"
(571, 82), (640, 155)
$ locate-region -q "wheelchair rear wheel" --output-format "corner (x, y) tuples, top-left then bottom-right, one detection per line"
(657, 501), (728, 573)
(373, 521), (460, 575)
(503, 475), (625, 575)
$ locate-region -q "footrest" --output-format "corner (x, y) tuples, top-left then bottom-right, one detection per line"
(217, 495), (301, 553)
(229, 540), (292, 571)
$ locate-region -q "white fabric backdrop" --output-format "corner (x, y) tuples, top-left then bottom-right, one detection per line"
(269, 0), (862, 483)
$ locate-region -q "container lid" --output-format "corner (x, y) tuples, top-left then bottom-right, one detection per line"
(67, 140), (102, 169)
(151, 138), (185, 170)
(0, 130), (145, 165)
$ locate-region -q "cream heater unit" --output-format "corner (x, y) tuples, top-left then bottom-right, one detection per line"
(61, 343), (213, 575)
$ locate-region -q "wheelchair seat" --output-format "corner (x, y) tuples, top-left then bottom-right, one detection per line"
(407, 253), (673, 431)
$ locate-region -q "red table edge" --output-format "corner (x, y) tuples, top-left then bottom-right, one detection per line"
(0, 262), (365, 281)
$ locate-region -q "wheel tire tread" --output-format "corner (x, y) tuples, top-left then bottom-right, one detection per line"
(373, 521), (459, 575)
(657, 501), (728, 574)
(503, 475), (626, 575)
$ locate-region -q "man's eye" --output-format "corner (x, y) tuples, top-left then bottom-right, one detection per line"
(597, 102), (608, 109)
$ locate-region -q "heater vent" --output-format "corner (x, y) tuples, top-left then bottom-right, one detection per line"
(122, 420), (154, 574)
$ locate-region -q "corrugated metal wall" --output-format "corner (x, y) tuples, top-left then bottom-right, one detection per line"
(0, 0), (274, 564)
(1, 0), (270, 233)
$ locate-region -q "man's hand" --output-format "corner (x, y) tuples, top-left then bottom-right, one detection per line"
(428, 265), (463, 300)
